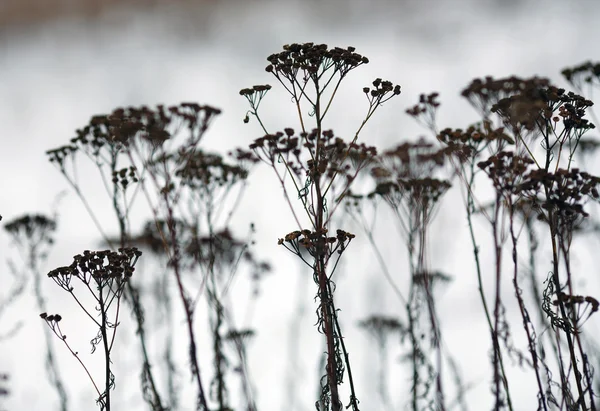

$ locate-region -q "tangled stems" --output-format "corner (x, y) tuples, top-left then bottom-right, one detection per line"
(368, 139), (453, 410)
(479, 152), (542, 409)
(48, 142), (165, 409)
(509, 203), (548, 411)
(47, 102), (251, 411)
(466, 73), (600, 409)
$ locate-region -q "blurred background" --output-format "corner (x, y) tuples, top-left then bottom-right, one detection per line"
(2, 0), (600, 410)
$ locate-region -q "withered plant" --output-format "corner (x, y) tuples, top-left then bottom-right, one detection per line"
(347, 131), (457, 410)
(6, 44), (599, 411)
(46, 102), (267, 411)
(240, 43), (401, 411)
(42, 247), (142, 411)
(432, 74), (600, 410)
(358, 315), (401, 411)
(436, 117), (517, 410)
(3, 214), (69, 411)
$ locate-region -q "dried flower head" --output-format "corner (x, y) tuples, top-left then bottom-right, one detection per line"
(369, 140), (452, 222)
(492, 85), (594, 135)
(48, 247), (142, 292)
(185, 228), (244, 269)
(406, 92), (440, 131)
(372, 139), (448, 181)
(225, 329), (255, 344)
(358, 315), (402, 343)
(553, 292), (599, 329)
(518, 168), (600, 219)
(176, 150), (249, 189)
(278, 228), (355, 258)
(562, 61), (600, 90)
(111, 166), (139, 189)
(4, 214), (57, 247)
(239, 84), (271, 105)
(461, 76), (550, 118)
(47, 103), (221, 170)
(363, 78), (402, 108)
(477, 151), (534, 195)
(266, 43), (368, 84)
(250, 128), (376, 206)
(412, 270), (452, 289)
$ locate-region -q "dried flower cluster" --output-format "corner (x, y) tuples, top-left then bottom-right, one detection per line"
(278, 228), (355, 259)
(358, 315), (402, 336)
(518, 168), (600, 218)
(239, 85), (272, 123)
(239, 84), (271, 105)
(477, 151), (534, 195)
(266, 43), (369, 81)
(437, 121), (515, 160)
(249, 128), (377, 209)
(412, 270), (452, 289)
(47, 103), (221, 170)
(176, 150), (249, 189)
(48, 248), (141, 290)
(111, 166), (138, 189)
(4, 214), (56, 246)
(553, 292), (599, 312)
(362, 78), (402, 108)
(562, 61), (600, 89)
(373, 177), (451, 208)
(372, 140), (446, 179)
(493, 85), (594, 133)
(405, 92), (440, 131)
(461, 76), (550, 117)
(369, 140), (451, 213)
(552, 292), (599, 328)
(39, 312), (62, 323)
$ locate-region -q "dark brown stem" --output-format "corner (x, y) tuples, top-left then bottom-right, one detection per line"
(165, 199), (209, 411)
(508, 201), (548, 411)
(98, 286), (111, 411)
(490, 194), (514, 411)
(546, 203), (587, 409)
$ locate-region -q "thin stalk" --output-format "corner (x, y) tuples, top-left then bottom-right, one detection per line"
(508, 202), (548, 411)
(165, 198), (210, 410)
(113, 155), (166, 411)
(98, 286), (111, 411)
(547, 213), (586, 409)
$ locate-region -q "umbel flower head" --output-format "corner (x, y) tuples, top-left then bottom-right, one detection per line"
(477, 151), (534, 195)
(437, 121), (516, 163)
(461, 76), (551, 117)
(562, 61), (600, 89)
(4, 214), (57, 246)
(278, 228), (355, 259)
(517, 168), (600, 219)
(48, 247), (142, 291)
(265, 43), (369, 81)
(46, 103), (222, 169)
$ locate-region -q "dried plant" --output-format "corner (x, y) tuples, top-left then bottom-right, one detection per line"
(366, 136), (454, 410)
(4, 214), (69, 411)
(46, 98), (267, 411)
(241, 42), (400, 411)
(42, 247), (141, 411)
(358, 315), (401, 410)
(6, 44), (600, 411)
